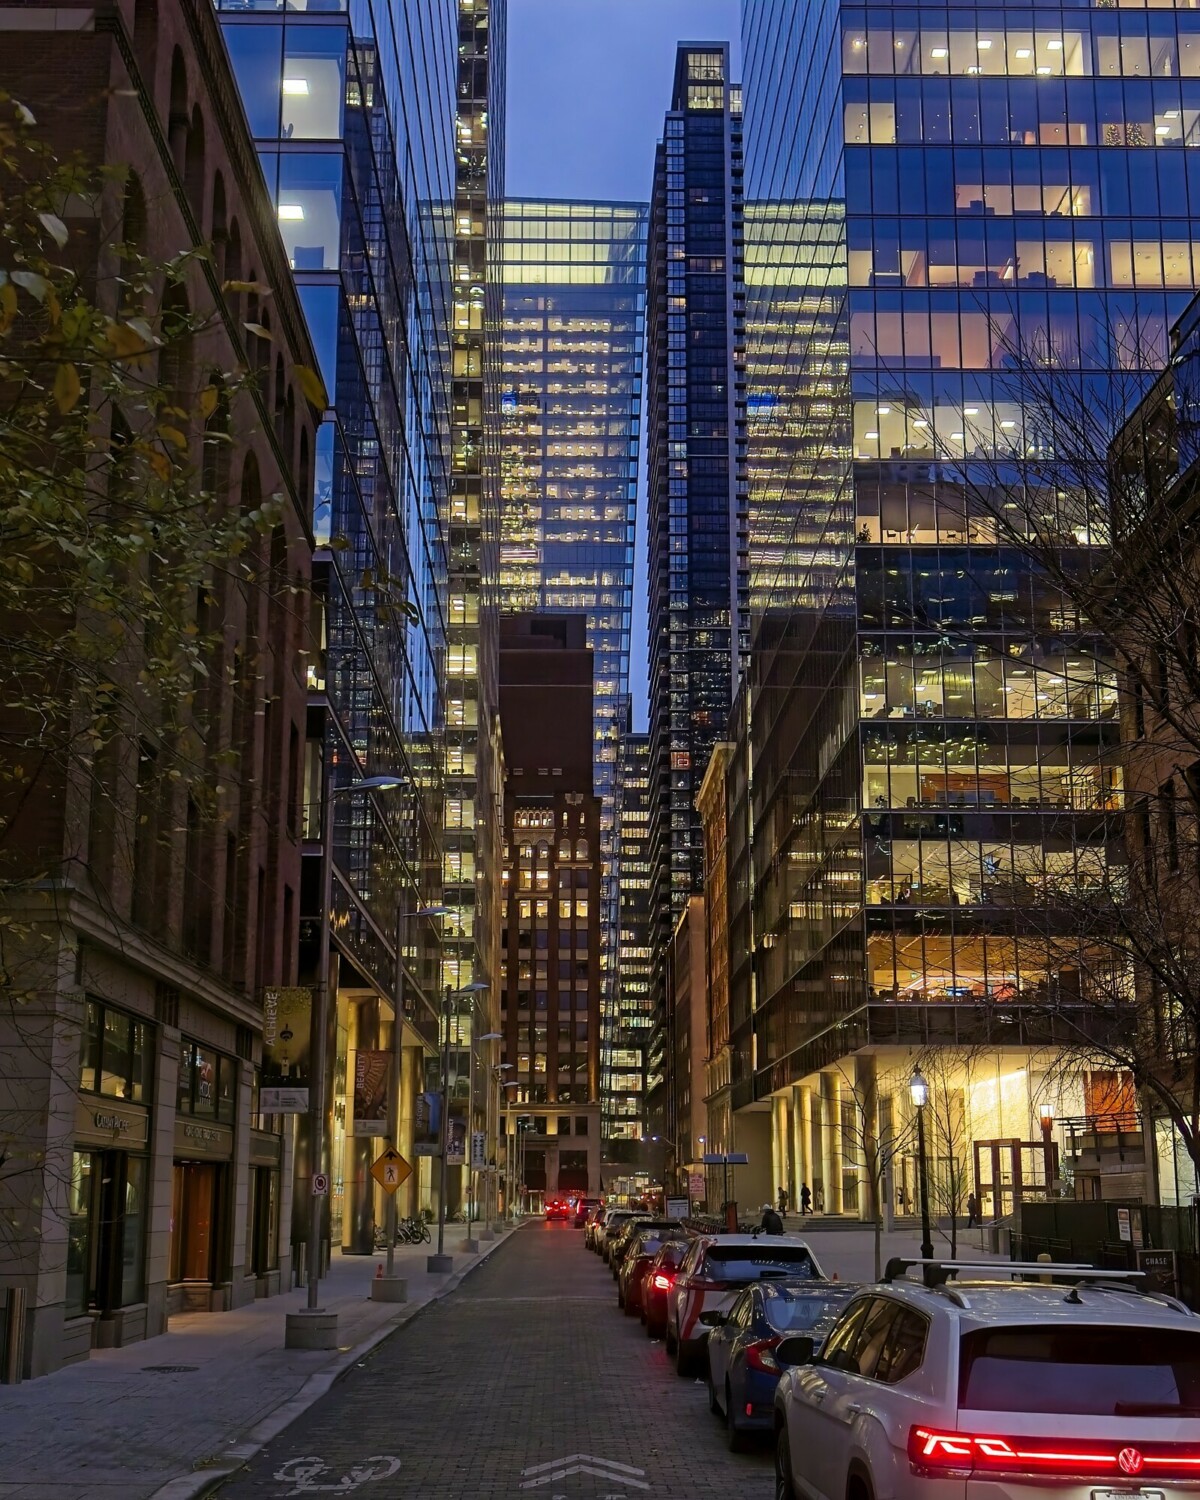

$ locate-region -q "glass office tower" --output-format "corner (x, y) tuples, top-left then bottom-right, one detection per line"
(644, 43), (745, 1141)
(500, 198), (648, 1129)
(739, 0), (1200, 1217)
(609, 733), (653, 1144)
(217, 1), (457, 1237)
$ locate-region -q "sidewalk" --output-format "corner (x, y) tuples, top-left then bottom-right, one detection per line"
(0, 1224), (521, 1500)
(779, 1221), (1006, 1283)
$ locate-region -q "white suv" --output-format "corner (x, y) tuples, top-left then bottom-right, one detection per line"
(774, 1260), (1200, 1500)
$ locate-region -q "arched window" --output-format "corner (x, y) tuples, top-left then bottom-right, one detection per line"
(168, 49), (188, 177)
(133, 0), (158, 73)
(297, 427), (311, 508)
(122, 173), (148, 259)
(200, 374), (230, 499)
(575, 839), (589, 860)
(210, 172), (228, 282)
(159, 283), (193, 423)
(184, 106), (205, 227)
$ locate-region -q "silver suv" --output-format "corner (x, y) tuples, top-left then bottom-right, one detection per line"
(774, 1259), (1200, 1500)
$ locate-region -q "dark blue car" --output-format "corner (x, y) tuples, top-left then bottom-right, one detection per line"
(703, 1279), (860, 1450)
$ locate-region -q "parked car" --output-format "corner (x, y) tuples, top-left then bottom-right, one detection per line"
(774, 1259), (1200, 1500)
(584, 1204), (609, 1250)
(666, 1233), (824, 1376)
(619, 1228), (690, 1316)
(574, 1195), (601, 1229)
(704, 1279), (858, 1451)
(643, 1240), (690, 1340)
(611, 1218), (684, 1280)
(544, 1197), (571, 1221)
(600, 1210), (637, 1264)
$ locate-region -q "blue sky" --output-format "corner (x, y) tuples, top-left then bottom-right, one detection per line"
(506, 0), (742, 724)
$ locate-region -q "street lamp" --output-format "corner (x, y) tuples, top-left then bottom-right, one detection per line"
(909, 1068), (934, 1279)
(1038, 1101), (1056, 1195)
(469, 1031), (503, 1243)
(382, 902), (450, 1283)
(302, 771), (405, 1329)
(431, 979), (489, 1269)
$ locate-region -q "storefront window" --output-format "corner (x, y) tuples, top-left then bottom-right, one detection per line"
(79, 999), (151, 1103)
(122, 1157), (147, 1306)
(66, 1151), (92, 1316)
(178, 1040), (236, 1121)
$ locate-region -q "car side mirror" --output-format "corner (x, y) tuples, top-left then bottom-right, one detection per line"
(775, 1336), (816, 1368)
(698, 1310), (726, 1327)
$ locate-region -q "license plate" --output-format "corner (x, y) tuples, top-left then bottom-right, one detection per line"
(1092, 1490), (1165, 1500)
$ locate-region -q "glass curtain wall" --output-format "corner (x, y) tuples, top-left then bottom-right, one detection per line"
(500, 198), (648, 1134)
(741, 0), (1200, 1093)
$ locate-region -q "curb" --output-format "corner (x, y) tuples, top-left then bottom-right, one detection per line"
(149, 1226), (523, 1500)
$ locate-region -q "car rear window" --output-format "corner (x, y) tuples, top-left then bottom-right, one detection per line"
(960, 1325), (1200, 1415)
(764, 1291), (854, 1334)
(658, 1243), (686, 1267)
(634, 1234), (681, 1257)
(703, 1248), (817, 1280)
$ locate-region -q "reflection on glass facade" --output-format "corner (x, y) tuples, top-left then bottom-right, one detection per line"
(740, 0), (1200, 1104)
(500, 198), (648, 1130)
(645, 44), (745, 1127)
(218, 0), (458, 1235)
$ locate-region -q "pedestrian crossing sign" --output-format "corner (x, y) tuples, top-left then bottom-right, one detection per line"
(370, 1145), (413, 1194)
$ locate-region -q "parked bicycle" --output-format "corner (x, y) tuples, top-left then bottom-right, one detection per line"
(372, 1216), (431, 1247)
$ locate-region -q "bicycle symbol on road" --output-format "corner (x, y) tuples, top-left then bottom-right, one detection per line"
(273, 1456), (402, 1494)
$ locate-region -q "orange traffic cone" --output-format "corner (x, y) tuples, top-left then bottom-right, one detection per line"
(832, 1270), (840, 1281)
(375, 1262), (383, 1279)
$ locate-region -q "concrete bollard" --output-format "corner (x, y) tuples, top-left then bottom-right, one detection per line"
(426, 1253), (454, 1274)
(370, 1277), (408, 1303)
(285, 1309), (339, 1350)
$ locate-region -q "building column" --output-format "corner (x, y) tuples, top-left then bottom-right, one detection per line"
(771, 1095), (788, 1210)
(821, 1071), (844, 1215)
(855, 1054), (878, 1224)
(342, 997), (379, 1254)
(791, 1086), (808, 1212)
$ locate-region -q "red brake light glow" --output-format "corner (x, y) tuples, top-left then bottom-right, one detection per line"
(745, 1337), (781, 1374)
(909, 1428), (1200, 1481)
(652, 1273), (673, 1290)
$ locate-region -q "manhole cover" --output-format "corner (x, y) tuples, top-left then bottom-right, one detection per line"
(142, 1365), (198, 1373)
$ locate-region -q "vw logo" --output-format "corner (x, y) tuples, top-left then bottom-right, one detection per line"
(1118, 1448), (1145, 1476)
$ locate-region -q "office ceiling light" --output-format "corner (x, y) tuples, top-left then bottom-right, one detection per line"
(1157, 124), (1172, 135)
(912, 418), (928, 429)
(1048, 38), (1063, 50)
(278, 204), (305, 221)
(976, 38), (992, 49)
(1036, 66), (1052, 75)
(282, 77), (310, 95)
(865, 430), (879, 440)
(876, 405), (891, 414)
(964, 406), (979, 415)
(1015, 48), (1032, 59)
(931, 46), (948, 58)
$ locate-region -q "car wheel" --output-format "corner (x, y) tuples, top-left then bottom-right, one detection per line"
(775, 1424), (797, 1500)
(707, 1371), (721, 1415)
(726, 1385), (748, 1453)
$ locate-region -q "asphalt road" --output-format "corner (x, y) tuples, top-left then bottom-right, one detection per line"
(214, 1221), (775, 1499)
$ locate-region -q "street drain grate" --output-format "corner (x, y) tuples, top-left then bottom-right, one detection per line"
(142, 1364), (198, 1373)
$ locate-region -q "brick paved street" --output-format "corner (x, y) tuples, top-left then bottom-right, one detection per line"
(214, 1223), (774, 1500)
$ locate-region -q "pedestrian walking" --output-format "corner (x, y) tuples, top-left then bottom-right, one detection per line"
(760, 1202), (784, 1235)
(966, 1191), (979, 1227)
(897, 1184), (906, 1213)
(777, 1185), (788, 1215)
(800, 1182), (811, 1216)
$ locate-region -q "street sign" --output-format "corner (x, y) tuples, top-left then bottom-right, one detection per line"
(701, 1151), (748, 1165)
(1138, 1247), (1179, 1297)
(370, 1146), (413, 1195)
(471, 1130), (487, 1169)
(1117, 1207), (1132, 1242)
(311, 1172), (329, 1196)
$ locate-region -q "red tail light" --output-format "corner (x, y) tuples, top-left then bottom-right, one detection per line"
(686, 1278), (730, 1292)
(909, 1428), (1200, 1482)
(745, 1337), (782, 1374)
(651, 1273), (674, 1290)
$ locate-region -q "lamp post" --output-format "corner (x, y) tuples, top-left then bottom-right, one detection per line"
(500, 1076), (518, 1221)
(383, 903), (449, 1282)
(910, 1068), (934, 1281)
(288, 771), (405, 1348)
(1038, 1102), (1056, 1196)
(430, 978), (488, 1271)
(467, 1031), (502, 1248)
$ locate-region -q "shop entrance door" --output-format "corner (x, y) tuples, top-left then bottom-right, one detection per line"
(170, 1163), (220, 1283)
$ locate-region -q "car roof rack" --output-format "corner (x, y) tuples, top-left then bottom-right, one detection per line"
(881, 1257), (1148, 1288)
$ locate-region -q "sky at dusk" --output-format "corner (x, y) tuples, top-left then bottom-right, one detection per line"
(506, 0), (742, 726)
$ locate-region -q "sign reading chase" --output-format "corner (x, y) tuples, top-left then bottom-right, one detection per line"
(173, 1118), (234, 1159)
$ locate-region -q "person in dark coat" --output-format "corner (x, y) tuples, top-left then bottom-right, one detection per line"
(800, 1183), (812, 1216)
(760, 1202), (784, 1235)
